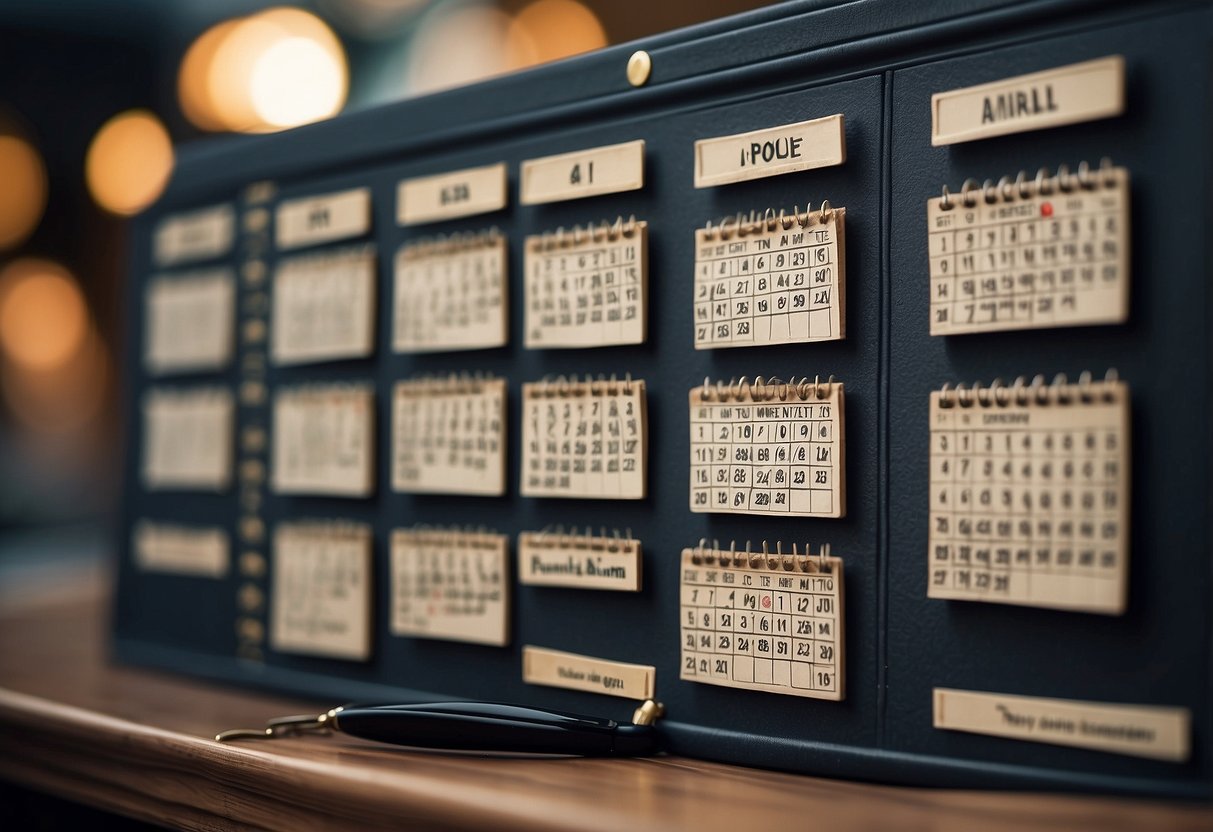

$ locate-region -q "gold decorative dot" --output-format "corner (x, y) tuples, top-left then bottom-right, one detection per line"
(626, 50), (651, 87)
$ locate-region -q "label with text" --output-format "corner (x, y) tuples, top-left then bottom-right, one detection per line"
(520, 140), (644, 205)
(518, 532), (642, 591)
(694, 114), (846, 188)
(397, 163), (507, 225)
(134, 521), (229, 578)
(154, 204), (235, 267)
(932, 56), (1125, 146)
(934, 688), (1189, 761)
(275, 187), (371, 250)
(522, 646), (655, 699)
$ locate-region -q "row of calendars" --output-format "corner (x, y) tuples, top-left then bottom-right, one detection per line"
(133, 520), (847, 702)
(141, 368), (1132, 617)
(143, 157), (1131, 378)
(140, 373), (843, 513)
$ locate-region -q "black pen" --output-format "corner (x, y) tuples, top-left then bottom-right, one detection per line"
(216, 699), (665, 757)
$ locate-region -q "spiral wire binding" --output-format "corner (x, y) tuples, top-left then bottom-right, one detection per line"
(939, 158), (1120, 211)
(395, 524), (505, 549)
(937, 369), (1121, 409)
(531, 216), (643, 251)
(699, 374), (838, 403)
(278, 519), (371, 540)
(529, 372), (639, 397)
(689, 539), (838, 573)
(396, 370), (500, 395)
(701, 201), (838, 241)
(400, 228), (503, 259)
(276, 380), (374, 400)
(280, 241), (377, 267)
(526, 525), (636, 552)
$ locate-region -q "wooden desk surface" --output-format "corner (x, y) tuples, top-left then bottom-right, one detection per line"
(0, 577), (1208, 832)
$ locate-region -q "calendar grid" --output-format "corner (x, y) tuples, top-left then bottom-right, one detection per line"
(928, 166), (1129, 335)
(927, 377), (1129, 614)
(694, 207), (844, 349)
(525, 220), (647, 348)
(690, 379), (844, 517)
(680, 547), (844, 700)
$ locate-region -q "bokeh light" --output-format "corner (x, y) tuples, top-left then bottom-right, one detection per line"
(406, 2), (538, 96)
(180, 7), (348, 133)
(0, 258), (88, 373)
(0, 133), (48, 250)
(84, 109), (174, 216)
(509, 0), (607, 65)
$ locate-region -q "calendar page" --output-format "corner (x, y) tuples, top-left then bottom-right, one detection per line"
(521, 378), (646, 499)
(524, 219), (647, 348)
(390, 528), (509, 646)
(694, 205), (845, 349)
(391, 375), (506, 496)
(680, 545), (844, 700)
(271, 383), (374, 497)
(271, 245), (376, 365)
(145, 268), (235, 375)
(270, 522), (372, 661)
(927, 375), (1130, 614)
(393, 232), (507, 353)
(142, 387), (234, 491)
(928, 164), (1129, 335)
(690, 378), (845, 517)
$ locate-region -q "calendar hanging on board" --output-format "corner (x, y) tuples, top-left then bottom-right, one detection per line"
(690, 376), (845, 517)
(927, 160), (1129, 335)
(694, 202), (845, 349)
(927, 371), (1129, 614)
(524, 217), (647, 349)
(680, 541), (844, 700)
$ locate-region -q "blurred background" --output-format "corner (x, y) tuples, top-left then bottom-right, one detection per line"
(0, 0), (771, 585)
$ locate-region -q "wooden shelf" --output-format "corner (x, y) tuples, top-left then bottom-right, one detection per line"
(0, 575), (1208, 831)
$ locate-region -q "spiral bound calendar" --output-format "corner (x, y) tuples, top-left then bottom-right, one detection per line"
(521, 376), (647, 499)
(392, 231), (508, 353)
(694, 203), (845, 349)
(390, 527), (510, 647)
(390, 374), (507, 496)
(690, 376), (845, 517)
(524, 218), (647, 349)
(928, 160), (1129, 335)
(928, 371), (1130, 614)
(681, 541), (844, 700)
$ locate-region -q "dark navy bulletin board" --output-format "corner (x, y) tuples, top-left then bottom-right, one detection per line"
(113, 0), (1213, 798)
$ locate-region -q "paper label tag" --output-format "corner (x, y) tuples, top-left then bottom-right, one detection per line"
(142, 387), (234, 491)
(133, 521), (229, 578)
(145, 268), (235, 375)
(934, 688), (1190, 761)
(397, 163), (507, 225)
(694, 114), (846, 188)
(518, 532), (642, 591)
(270, 522), (372, 661)
(154, 204), (235, 267)
(275, 187), (371, 250)
(520, 140), (644, 205)
(271, 245), (376, 366)
(522, 646), (655, 699)
(932, 56), (1125, 146)
(390, 529), (510, 646)
(271, 384), (374, 497)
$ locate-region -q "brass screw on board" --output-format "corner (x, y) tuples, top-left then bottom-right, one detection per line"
(627, 51), (651, 87)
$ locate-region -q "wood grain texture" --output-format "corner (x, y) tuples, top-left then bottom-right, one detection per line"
(0, 577), (1209, 831)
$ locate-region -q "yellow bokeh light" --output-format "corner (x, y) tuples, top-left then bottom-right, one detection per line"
(85, 109), (174, 216)
(2, 326), (108, 435)
(0, 134), (48, 250)
(509, 0), (607, 66)
(180, 8), (347, 133)
(178, 19), (241, 132)
(0, 258), (88, 372)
